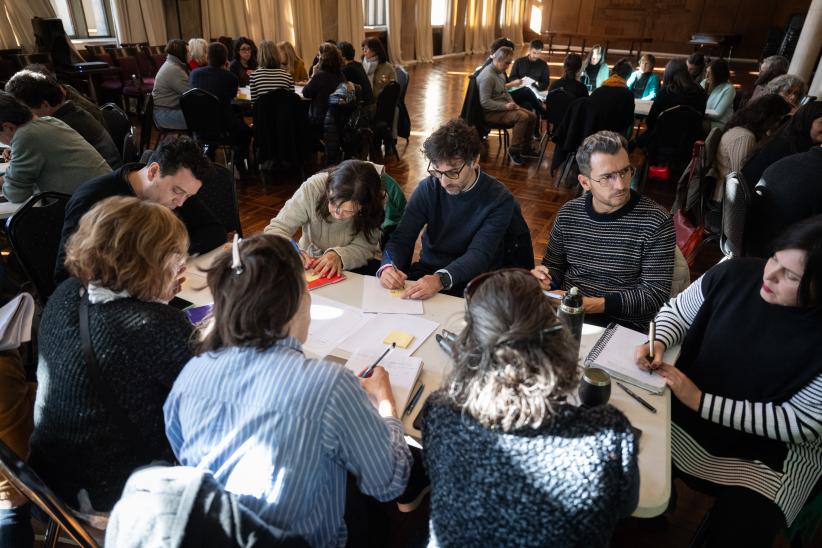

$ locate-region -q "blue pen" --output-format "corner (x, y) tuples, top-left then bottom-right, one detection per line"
(384, 249), (397, 271)
(290, 239), (302, 255)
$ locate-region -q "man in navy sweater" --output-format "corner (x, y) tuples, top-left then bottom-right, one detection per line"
(378, 119), (514, 299)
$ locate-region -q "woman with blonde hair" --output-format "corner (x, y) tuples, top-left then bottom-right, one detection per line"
(277, 40), (308, 83)
(187, 37), (208, 70)
(250, 39), (294, 102)
(28, 196), (195, 514)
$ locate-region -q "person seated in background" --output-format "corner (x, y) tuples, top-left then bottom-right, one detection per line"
(745, 143), (822, 258)
(229, 37), (257, 87)
(263, 159), (385, 276)
(766, 73), (807, 110)
(249, 40), (295, 101)
(0, 92), (110, 203)
(164, 234), (412, 547)
(510, 39), (550, 91)
(702, 58), (736, 130)
(302, 43), (346, 134)
(55, 136), (225, 283)
(627, 53), (660, 100)
(750, 55), (789, 101)
(634, 216), (822, 547)
(22, 64), (105, 125)
(379, 119), (515, 299)
(477, 46), (538, 165)
(338, 40), (374, 104)
(712, 94), (792, 201)
(5, 69), (122, 168)
(153, 39), (190, 130)
(580, 44), (609, 91)
(588, 58), (636, 135)
(474, 37), (514, 75)
(187, 38), (208, 71)
(548, 53), (588, 100)
(361, 37), (395, 100)
(423, 269), (638, 547)
(686, 51), (706, 82)
(0, 348), (36, 546)
(30, 196), (194, 514)
(531, 131), (675, 330)
(741, 100), (822, 187)
(277, 40), (309, 84)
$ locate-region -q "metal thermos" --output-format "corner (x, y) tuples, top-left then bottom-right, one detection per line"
(558, 287), (584, 351)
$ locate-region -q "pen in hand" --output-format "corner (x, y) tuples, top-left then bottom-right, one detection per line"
(360, 343), (396, 378)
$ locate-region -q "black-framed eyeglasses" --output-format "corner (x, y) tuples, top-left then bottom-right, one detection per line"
(427, 161), (467, 180)
(588, 165), (636, 185)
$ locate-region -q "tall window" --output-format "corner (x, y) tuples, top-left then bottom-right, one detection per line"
(50, 0), (114, 39)
(529, 2), (542, 34)
(431, 0), (447, 26)
(363, 0), (387, 27)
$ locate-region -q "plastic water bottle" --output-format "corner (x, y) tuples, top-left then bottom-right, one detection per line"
(557, 287), (584, 353)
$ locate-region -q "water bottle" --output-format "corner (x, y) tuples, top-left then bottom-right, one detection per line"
(557, 287), (584, 353)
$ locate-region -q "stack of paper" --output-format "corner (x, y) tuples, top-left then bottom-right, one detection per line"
(344, 348), (423, 412)
(304, 295), (370, 358)
(0, 293), (34, 350)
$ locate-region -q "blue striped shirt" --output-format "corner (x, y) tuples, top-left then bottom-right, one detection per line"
(163, 337), (411, 547)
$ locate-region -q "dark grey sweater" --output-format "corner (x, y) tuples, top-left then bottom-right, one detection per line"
(422, 392), (639, 547)
(29, 278), (194, 511)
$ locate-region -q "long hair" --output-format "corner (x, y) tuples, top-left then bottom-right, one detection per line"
(363, 37), (388, 64)
(317, 43), (343, 73)
(446, 270), (580, 432)
(277, 41), (302, 75)
(314, 160), (385, 243)
(258, 40), (281, 70)
(753, 100), (822, 156)
(233, 36), (258, 69)
(662, 58), (701, 97)
(725, 94), (791, 141)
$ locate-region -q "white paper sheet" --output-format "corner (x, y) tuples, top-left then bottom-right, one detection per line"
(0, 293), (34, 350)
(361, 276), (423, 314)
(304, 295), (371, 359)
(338, 313), (439, 356)
(344, 347), (423, 411)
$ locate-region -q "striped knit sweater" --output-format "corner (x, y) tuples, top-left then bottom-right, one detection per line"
(542, 190), (675, 328)
(654, 258), (822, 526)
(250, 67), (295, 102)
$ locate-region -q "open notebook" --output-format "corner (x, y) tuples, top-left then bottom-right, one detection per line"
(344, 348), (423, 413)
(584, 324), (679, 394)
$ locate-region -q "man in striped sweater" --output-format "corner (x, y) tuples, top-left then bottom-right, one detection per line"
(531, 131), (675, 329)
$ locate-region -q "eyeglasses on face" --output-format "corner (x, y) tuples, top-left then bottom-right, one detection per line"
(329, 201), (360, 217)
(427, 161), (467, 180)
(588, 165), (636, 185)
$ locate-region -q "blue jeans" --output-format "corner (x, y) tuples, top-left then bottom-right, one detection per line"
(0, 503), (33, 547)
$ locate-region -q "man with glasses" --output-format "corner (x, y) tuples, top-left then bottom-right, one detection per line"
(531, 131), (675, 329)
(378, 119), (515, 299)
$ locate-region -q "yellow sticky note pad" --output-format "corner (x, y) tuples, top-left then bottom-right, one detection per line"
(383, 330), (415, 349)
(390, 289), (404, 298)
(304, 271), (320, 282)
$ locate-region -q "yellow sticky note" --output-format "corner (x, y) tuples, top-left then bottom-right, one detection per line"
(304, 271), (320, 282)
(390, 289), (404, 298)
(383, 330), (415, 349)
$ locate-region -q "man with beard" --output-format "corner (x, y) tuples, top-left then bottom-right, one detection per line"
(531, 131), (675, 329)
(378, 119), (514, 299)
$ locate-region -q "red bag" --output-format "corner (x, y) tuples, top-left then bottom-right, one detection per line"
(672, 141), (706, 266)
(674, 209), (703, 264)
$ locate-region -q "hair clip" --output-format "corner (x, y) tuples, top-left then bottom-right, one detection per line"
(230, 233), (244, 275)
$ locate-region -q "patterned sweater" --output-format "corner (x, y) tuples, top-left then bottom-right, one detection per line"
(422, 393), (639, 547)
(542, 190), (675, 329)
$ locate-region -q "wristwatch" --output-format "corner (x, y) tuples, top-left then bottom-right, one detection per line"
(436, 271), (452, 291)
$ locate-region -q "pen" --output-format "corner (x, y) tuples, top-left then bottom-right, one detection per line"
(384, 249), (398, 271)
(648, 321), (656, 360)
(290, 239), (301, 256)
(360, 343), (396, 378)
(403, 382), (425, 418)
(616, 381), (657, 414)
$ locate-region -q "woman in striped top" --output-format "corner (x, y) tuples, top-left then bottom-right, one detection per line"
(634, 215), (822, 547)
(250, 40), (294, 103)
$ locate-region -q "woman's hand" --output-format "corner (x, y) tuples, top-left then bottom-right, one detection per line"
(530, 265), (552, 290)
(657, 363), (702, 412)
(634, 341), (666, 371)
(313, 250), (342, 278)
(359, 366), (397, 418)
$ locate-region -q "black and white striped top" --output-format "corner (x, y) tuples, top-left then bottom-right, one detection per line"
(655, 258), (822, 525)
(542, 190), (675, 328)
(249, 67), (295, 102)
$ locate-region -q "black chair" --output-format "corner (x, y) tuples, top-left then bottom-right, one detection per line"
(537, 88), (575, 170)
(640, 104), (705, 189)
(5, 192), (70, 305)
(394, 65), (411, 142)
(140, 94), (190, 154)
(253, 89), (311, 180)
(720, 171), (751, 258)
(180, 88), (236, 168)
(198, 163), (242, 237)
(0, 439), (100, 548)
(373, 81), (401, 161)
(459, 74), (515, 160)
(99, 102), (131, 157)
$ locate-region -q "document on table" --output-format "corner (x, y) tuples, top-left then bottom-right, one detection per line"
(344, 348), (423, 412)
(304, 295), (371, 359)
(361, 276), (423, 314)
(338, 313), (439, 356)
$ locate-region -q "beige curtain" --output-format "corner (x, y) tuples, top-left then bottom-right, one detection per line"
(291, 0), (323, 66)
(414, 0), (433, 62)
(498, 0), (524, 45)
(201, 0), (293, 47)
(464, 0), (498, 54)
(386, 0), (403, 64)
(337, 0), (364, 48)
(111, 0), (167, 46)
(0, 0), (56, 50)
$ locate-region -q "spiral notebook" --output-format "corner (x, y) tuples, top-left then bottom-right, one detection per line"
(584, 324), (674, 394)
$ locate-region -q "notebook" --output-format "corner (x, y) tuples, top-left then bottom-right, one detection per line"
(584, 324), (677, 394)
(344, 348), (424, 412)
(0, 293), (35, 351)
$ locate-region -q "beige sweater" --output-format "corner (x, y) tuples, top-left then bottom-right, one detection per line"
(714, 126), (757, 200)
(263, 172), (379, 269)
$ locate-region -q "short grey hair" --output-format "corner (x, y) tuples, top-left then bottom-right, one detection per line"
(575, 130), (628, 176)
(767, 74), (807, 97)
(492, 46), (514, 62)
(762, 55), (789, 73)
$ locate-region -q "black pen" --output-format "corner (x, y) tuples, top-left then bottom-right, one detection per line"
(403, 382), (425, 418)
(360, 343), (396, 378)
(616, 381), (657, 414)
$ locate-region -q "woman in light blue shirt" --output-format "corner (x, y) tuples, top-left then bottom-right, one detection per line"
(164, 234), (411, 547)
(702, 58), (736, 130)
